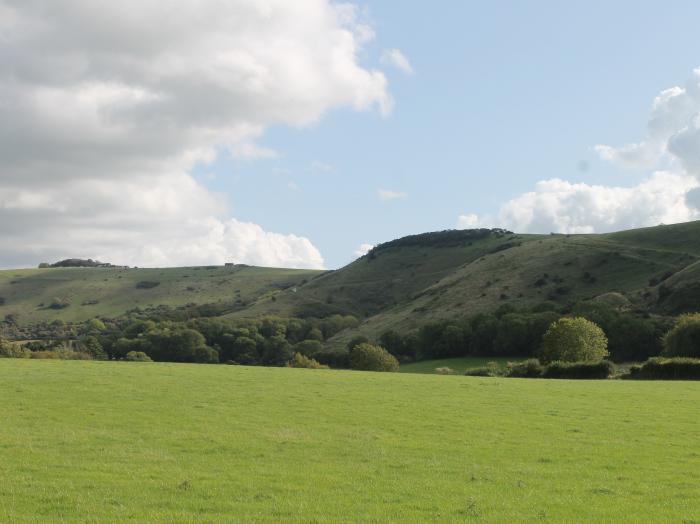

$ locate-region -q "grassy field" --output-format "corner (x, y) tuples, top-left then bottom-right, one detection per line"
(400, 356), (517, 374)
(1, 360), (699, 522)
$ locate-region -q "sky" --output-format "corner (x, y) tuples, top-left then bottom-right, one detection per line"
(2, 1), (700, 269)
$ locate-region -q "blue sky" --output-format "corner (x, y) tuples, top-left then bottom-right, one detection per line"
(195, 1), (700, 268)
(3, 1), (700, 269)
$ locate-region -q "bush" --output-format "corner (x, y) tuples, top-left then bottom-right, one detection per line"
(504, 359), (543, 378)
(538, 317), (608, 364)
(288, 352), (328, 369)
(627, 357), (700, 380)
(541, 360), (616, 379)
(135, 281), (160, 289)
(125, 351), (153, 362)
(29, 349), (93, 360)
(30, 350), (60, 359)
(49, 297), (70, 309)
(349, 343), (399, 372)
(435, 367), (455, 375)
(346, 336), (369, 352)
(662, 313), (700, 358)
(0, 342), (31, 359)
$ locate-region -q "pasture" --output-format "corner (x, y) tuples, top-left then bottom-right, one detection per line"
(1, 360), (698, 522)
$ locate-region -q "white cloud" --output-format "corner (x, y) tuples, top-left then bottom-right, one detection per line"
(378, 189), (408, 201)
(0, 0), (393, 269)
(381, 48), (414, 75)
(594, 70), (700, 174)
(458, 172), (699, 234)
(461, 68), (700, 234)
(354, 243), (374, 257)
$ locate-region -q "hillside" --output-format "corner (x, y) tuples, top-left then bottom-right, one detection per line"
(228, 222), (700, 347)
(0, 265), (320, 326)
(2, 221), (700, 341)
(1, 359), (699, 522)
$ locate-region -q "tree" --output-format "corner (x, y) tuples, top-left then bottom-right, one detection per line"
(663, 313), (700, 358)
(378, 330), (406, 357)
(538, 317), (609, 364)
(349, 343), (399, 372)
(293, 339), (323, 358)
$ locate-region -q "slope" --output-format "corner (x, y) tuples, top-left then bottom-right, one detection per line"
(0, 265), (321, 326)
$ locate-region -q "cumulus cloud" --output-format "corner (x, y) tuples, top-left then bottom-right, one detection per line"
(378, 189), (407, 201)
(458, 172), (700, 233)
(595, 69), (700, 175)
(0, 0), (393, 268)
(461, 68), (700, 234)
(381, 48), (414, 75)
(354, 243), (374, 258)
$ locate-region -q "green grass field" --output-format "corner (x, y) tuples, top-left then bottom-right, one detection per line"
(400, 356), (517, 374)
(1, 360), (699, 522)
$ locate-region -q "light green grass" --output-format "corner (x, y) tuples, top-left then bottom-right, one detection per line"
(1, 360), (699, 522)
(400, 356), (517, 374)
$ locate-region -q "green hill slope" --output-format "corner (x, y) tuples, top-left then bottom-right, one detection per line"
(0, 265), (321, 326)
(228, 222), (700, 346)
(3, 221), (700, 337)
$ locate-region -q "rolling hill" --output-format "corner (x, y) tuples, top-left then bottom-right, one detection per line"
(2, 221), (700, 342)
(0, 265), (320, 326)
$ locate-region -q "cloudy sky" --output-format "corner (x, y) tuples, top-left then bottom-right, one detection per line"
(2, 1), (700, 270)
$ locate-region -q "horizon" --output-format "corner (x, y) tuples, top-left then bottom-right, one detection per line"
(4, 218), (699, 272)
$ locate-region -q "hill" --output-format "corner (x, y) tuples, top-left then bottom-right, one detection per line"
(226, 222), (700, 347)
(0, 265), (320, 326)
(2, 221), (700, 344)
(1, 359), (698, 522)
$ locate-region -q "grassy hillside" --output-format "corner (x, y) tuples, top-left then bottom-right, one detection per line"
(3, 221), (700, 339)
(0, 265), (320, 326)
(1, 359), (699, 522)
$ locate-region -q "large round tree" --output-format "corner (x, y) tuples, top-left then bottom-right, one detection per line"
(538, 317), (609, 364)
(663, 313), (700, 358)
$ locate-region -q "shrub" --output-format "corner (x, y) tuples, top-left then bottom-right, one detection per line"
(435, 367), (455, 375)
(136, 280), (160, 289)
(627, 357), (700, 380)
(30, 350), (60, 359)
(346, 336), (369, 352)
(125, 351), (153, 362)
(662, 313), (700, 358)
(349, 343), (399, 372)
(541, 360), (616, 379)
(538, 317), (608, 364)
(53, 349), (93, 360)
(49, 297), (70, 309)
(0, 342), (31, 359)
(288, 352), (328, 369)
(504, 359), (543, 378)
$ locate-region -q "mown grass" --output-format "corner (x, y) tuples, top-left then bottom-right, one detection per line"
(1, 360), (699, 522)
(400, 356), (517, 374)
